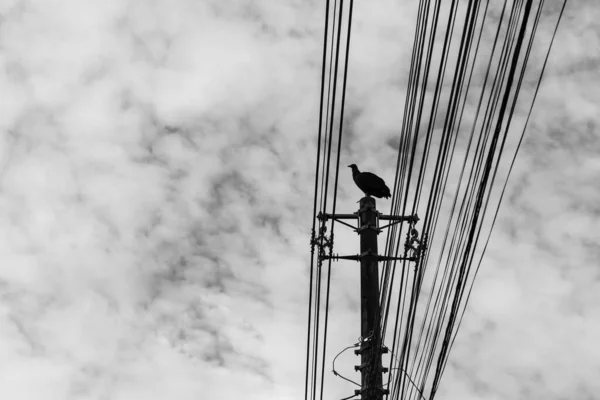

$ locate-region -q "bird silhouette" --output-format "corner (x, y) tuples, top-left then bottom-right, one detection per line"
(348, 164), (391, 199)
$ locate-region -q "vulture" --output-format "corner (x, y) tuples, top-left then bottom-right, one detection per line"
(348, 164), (391, 199)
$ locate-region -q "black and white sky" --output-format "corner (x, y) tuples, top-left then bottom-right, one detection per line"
(0, 1), (598, 399)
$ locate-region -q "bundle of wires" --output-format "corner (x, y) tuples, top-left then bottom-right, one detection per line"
(304, 1), (567, 400)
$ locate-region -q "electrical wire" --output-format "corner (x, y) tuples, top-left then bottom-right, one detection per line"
(306, 1), (566, 400)
(332, 343), (362, 387)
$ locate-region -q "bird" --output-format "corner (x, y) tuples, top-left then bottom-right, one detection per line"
(348, 164), (391, 199)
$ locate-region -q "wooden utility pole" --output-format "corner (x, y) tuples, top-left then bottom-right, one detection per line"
(317, 199), (420, 400)
(357, 196), (383, 400)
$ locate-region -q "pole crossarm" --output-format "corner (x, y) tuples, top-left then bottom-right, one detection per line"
(319, 254), (417, 262)
(317, 211), (419, 233)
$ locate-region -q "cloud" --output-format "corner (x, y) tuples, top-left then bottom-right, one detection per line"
(0, 0), (598, 400)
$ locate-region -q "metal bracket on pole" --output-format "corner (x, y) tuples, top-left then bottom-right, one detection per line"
(354, 364), (389, 373)
(354, 363), (368, 372)
(356, 223), (380, 234)
(353, 388), (390, 397)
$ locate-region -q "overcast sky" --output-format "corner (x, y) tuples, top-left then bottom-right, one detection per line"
(0, 1), (598, 400)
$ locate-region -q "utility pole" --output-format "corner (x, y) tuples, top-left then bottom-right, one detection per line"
(357, 196), (383, 400)
(318, 197), (422, 400)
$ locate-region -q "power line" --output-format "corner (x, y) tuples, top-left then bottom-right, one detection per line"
(306, 1), (567, 399)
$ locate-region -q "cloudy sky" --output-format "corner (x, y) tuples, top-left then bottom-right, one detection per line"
(0, 1), (597, 399)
